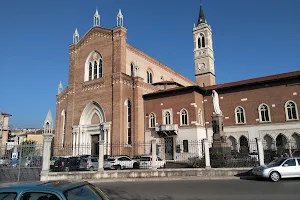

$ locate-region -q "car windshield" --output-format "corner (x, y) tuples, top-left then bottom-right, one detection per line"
(267, 158), (286, 167)
(64, 184), (104, 200)
(106, 158), (115, 162)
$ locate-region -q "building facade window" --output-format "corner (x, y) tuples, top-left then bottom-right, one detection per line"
(130, 63), (135, 77)
(198, 109), (203, 125)
(183, 140), (189, 153)
(180, 109), (189, 126)
(147, 70), (153, 84)
(197, 33), (205, 49)
(164, 111), (171, 125)
(127, 100), (132, 145)
(61, 110), (66, 147)
(85, 51), (103, 82)
(88, 62), (93, 80)
(235, 106), (246, 124)
(149, 113), (156, 128)
(259, 104), (271, 122)
(285, 100), (298, 120)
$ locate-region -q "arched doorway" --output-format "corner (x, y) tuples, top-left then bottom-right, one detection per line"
(239, 136), (249, 154)
(227, 136), (237, 152)
(263, 135), (274, 150)
(276, 134), (288, 155)
(73, 101), (106, 156)
(290, 133), (300, 154)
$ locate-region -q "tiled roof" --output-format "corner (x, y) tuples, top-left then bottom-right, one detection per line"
(204, 70), (300, 90)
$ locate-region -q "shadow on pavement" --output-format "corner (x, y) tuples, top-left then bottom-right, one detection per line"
(101, 187), (203, 200)
(233, 169), (267, 181)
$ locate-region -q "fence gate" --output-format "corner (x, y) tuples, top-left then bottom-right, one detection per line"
(0, 143), (43, 183)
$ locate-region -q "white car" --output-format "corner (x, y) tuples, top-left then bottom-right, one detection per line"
(139, 155), (166, 169)
(252, 157), (300, 182)
(103, 156), (138, 170)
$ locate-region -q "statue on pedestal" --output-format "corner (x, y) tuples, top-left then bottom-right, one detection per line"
(212, 90), (222, 115)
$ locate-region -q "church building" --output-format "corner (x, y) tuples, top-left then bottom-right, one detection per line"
(55, 4), (300, 159)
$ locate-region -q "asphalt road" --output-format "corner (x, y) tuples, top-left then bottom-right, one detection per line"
(95, 178), (300, 200)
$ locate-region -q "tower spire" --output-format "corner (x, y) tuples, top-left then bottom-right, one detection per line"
(197, 3), (207, 25)
(116, 8), (124, 27)
(94, 8), (100, 26)
(58, 81), (63, 95)
(73, 28), (79, 44)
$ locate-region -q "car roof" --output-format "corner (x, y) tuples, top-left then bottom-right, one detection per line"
(0, 180), (88, 193)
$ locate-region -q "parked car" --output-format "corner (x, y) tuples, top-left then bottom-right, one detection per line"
(252, 157), (300, 182)
(79, 157), (99, 171)
(103, 156), (139, 170)
(0, 156), (10, 167)
(0, 180), (109, 200)
(139, 155), (166, 169)
(50, 157), (80, 172)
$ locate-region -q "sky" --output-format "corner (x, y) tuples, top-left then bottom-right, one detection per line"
(0, 0), (299, 128)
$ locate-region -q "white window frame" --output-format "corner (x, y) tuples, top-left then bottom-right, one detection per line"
(235, 106), (246, 124)
(285, 100), (299, 121)
(84, 51), (103, 82)
(258, 103), (271, 123)
(180, 108), (189, 126)
(149, 113), (156, 128)
(162, 109), (173, 125)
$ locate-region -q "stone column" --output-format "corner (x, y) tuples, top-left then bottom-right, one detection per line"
(203, 139), (211, 168)
(98, 141), (104, 171)
(256, 138), (264, 166)
(41, 133), (54, 173)
(151, 139), (157, 170)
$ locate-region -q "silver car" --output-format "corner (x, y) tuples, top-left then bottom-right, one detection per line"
(252, 157), (300, 182)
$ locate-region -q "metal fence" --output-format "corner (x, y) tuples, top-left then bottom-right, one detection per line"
(0, 143), (43, 183)
(50, 140), (205, 171)
(209, 140), (259, 168)
(263, 139), (300, 164)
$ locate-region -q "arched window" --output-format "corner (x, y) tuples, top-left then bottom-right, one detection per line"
(197, 34), (205, 49)
(180, 109), (188, 126)
(98, 59), (103, 78)
(259, 104), (271, 122)
(147, 70), (153, 84)
(61, 110), (66, 147)
(164, 111), (171, 125)
(130, 63), (135, 77)
(127, 100), (132, 145)
(85, 51), (103, 81)
(201, 35), (205, 47)
(88, 62), (93, 81)
(198, 109), (203, 125)
(285, 100), (298, 120)
(93, 61), (97, 79)
(149, 113), (156, 128)
(235, 106), (246, 124)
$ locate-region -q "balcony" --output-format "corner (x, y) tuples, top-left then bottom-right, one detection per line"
(155, 124), (178, 137)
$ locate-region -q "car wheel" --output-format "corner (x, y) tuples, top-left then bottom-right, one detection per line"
(64, 167), (70, 172)
(133, 163), (139, 169)
(270, 171), (280, 182)
(89, 167), (94, 171)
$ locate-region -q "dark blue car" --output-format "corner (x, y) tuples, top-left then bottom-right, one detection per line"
(0, 180), (109, 200)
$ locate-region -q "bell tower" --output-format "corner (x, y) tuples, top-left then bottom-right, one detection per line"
(193, 3), (216, 87)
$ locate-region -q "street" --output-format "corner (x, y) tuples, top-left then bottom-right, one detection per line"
(95, 178), (300, 200)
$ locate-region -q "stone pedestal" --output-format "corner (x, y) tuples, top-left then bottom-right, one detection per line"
(210, 114), (230, 154)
